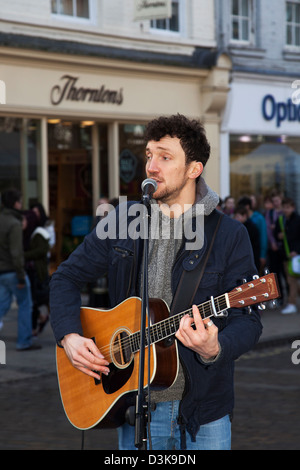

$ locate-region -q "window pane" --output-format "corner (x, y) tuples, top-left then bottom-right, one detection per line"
(170, 1), (179, 31)
(58, 0), (73, 16)
(0, 118), (42, 209)
(242, 19), (249, 40)
(0, 118), (22, 192)
(287, 24), (293, 44)
(296, 4), (300, 24)
(232, 0), (239, 16)
(296, 26), (300, 45)
(156, 19), (167, 29)
(286, 3), (293, 22)
(76, 0), (89, 18)
(119, 124), (146, 200)
(232, 20), (239, 39)
(230, 135), (300, 214)
(51, 0), (58, 14)
(242, 0), (249, 17)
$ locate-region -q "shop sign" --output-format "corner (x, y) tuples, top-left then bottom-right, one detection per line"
(50, 75), (123, 106)
(133, 0), (172, 21)
(262, 93), (300, 128)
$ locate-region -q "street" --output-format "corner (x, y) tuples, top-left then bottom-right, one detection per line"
(0, 337), (299, 450)
(232, 342), (300, 450)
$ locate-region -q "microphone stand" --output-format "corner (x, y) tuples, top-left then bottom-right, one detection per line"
(134, 194), (152, 450)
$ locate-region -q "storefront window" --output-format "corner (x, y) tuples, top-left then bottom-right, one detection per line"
(119, 124), (146, 200)
(48, 120), (93, 264)
(0, 117), (42, 208)
(230, 134), (300, 210)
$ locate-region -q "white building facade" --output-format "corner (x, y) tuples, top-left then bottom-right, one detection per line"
(0, 0), (230, 264)
(216, 0), (300, 207)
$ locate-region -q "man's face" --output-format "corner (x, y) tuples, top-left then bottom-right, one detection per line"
(145, 136), (201, 206)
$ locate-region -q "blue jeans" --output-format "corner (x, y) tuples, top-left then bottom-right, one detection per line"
(0, 272), (33, 349)
(118, 400), (231, 450)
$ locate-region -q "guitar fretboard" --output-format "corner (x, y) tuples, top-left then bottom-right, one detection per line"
(129, 294), (228, 353)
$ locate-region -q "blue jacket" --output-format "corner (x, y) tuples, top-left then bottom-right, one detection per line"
(50, 202), (263, 442)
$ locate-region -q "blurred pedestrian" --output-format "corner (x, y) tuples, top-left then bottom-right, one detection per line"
(0, 189), (39, 350)
(234, 205), (260, 272)
(238, 196), (268, 274)
(275, 197), (300, 315)
(265, 191), (286, 303)
(222, 196), (235, 217)
(24, 203), (52, 335)
(31, 203), (56, 260)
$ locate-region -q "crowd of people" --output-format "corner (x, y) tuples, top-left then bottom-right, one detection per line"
(1, 184), (298, 353)
(0, 188), (55, 350)
(219, 191), (300, 315)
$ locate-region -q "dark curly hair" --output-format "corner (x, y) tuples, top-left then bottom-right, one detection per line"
(144, 114), (211, 167)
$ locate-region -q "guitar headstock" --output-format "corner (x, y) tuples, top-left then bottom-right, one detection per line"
(228, 273), (280, 309)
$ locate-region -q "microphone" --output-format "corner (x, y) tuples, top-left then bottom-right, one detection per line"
(141, 178), (158, 203)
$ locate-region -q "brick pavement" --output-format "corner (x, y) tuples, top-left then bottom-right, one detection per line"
(0, 301), (299, 450)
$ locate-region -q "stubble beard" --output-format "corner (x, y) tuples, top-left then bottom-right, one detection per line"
(152, 172), (190, 206)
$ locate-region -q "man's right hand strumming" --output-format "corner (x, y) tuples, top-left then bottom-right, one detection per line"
(61, 333), (110, 380)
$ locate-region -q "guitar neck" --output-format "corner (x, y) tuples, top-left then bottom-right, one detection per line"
(130, 294), (229, 353)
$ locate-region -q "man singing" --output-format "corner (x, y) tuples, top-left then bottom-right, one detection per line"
(50, 114), (262, 450)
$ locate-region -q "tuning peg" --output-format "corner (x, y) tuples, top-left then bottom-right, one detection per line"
(264, 268), (270, 275)
(248, 306), (252, 314)
(258, 303), (266, 311)
(253, 274), (259, 279)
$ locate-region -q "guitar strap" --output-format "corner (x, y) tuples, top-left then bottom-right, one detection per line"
(169, 209), (224, 317)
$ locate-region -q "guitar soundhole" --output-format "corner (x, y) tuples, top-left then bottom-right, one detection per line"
(111, 328), (133, 369)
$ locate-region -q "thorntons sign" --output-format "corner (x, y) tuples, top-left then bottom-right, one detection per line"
(51, 75), (123, 106)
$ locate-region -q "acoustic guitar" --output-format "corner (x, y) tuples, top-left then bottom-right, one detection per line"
(56, 273), (280, 430)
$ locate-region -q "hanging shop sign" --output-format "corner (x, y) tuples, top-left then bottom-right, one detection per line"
(133, 0), (172, 21)
(50, 74), (124, 106)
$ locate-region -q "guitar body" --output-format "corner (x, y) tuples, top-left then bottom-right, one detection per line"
(56, 297), (179, 430)
(56, 273), (280, 431)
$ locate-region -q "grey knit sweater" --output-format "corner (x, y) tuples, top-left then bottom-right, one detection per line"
(146, 177), (219, 402)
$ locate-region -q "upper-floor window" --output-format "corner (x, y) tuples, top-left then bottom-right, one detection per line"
(51, 0), (90, 19)
(231, 0), (252, 42)
(150, 0), (180, 33)
(286, 1), (300, 46)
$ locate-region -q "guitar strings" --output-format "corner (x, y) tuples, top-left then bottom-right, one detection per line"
(97, 295), (223, 358)
(95, 286), (264, 360)
(102, 274), (274, 358)
(98, 287), (266, 359)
